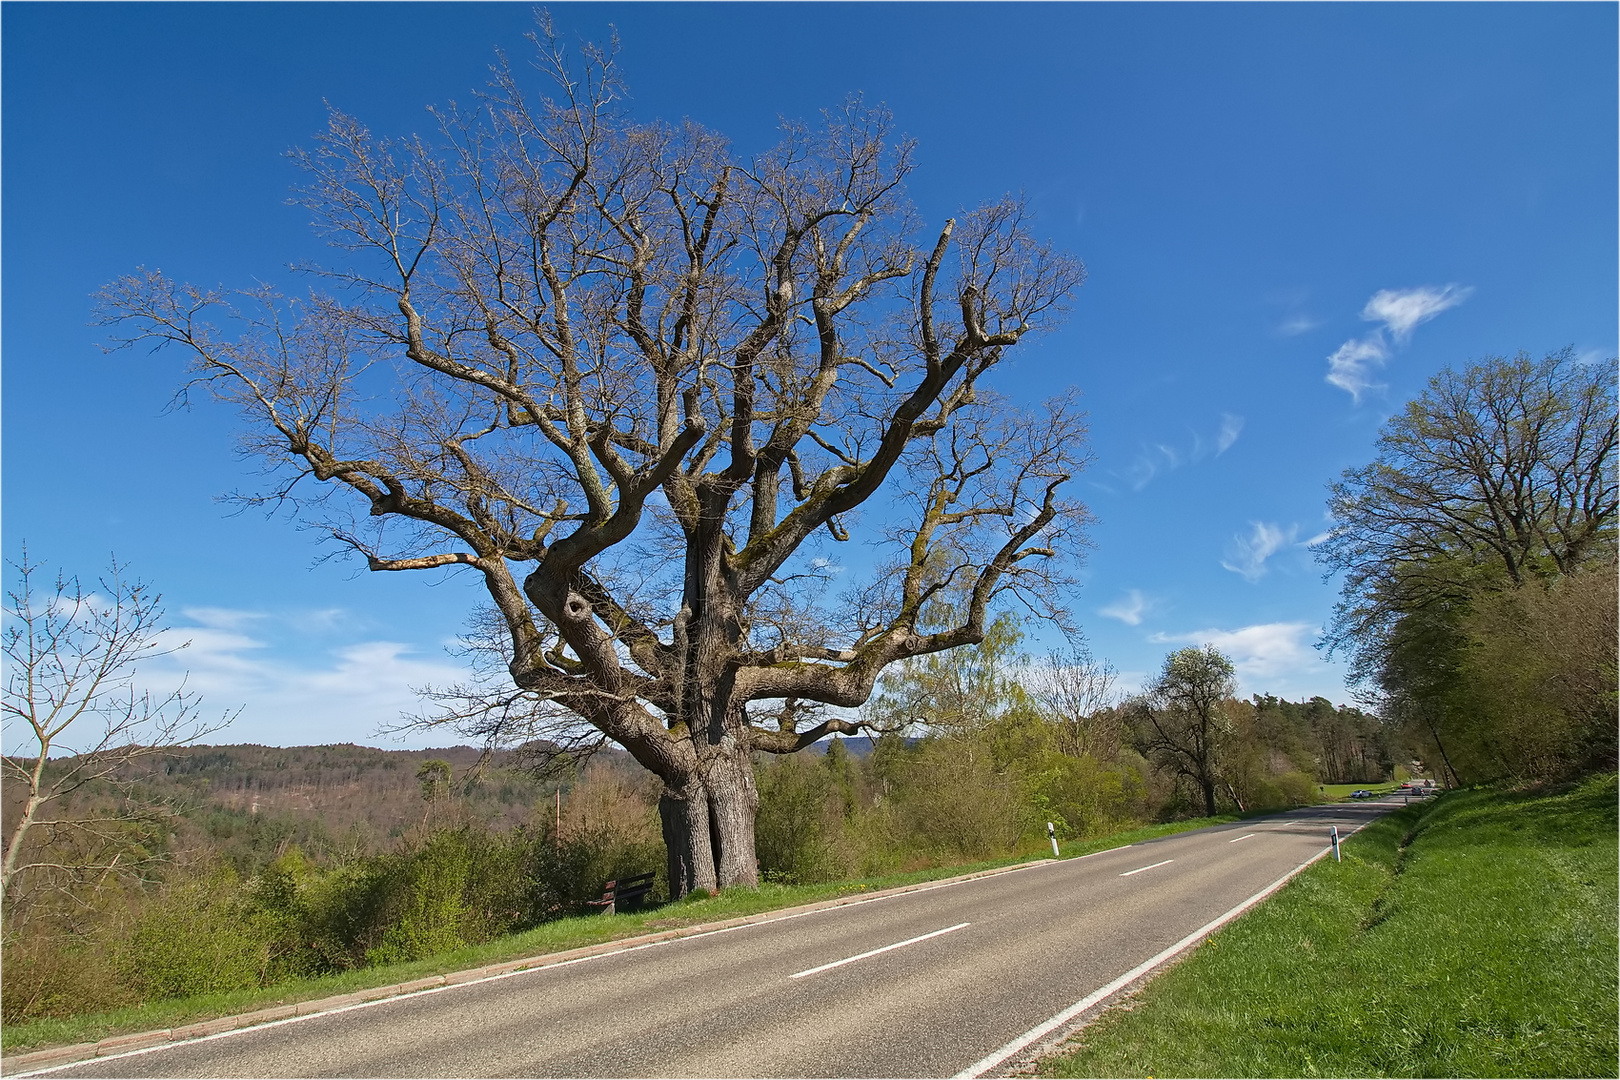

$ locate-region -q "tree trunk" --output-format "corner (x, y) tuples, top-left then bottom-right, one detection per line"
(1422, 712), (1461, 788)
(704, 742), (760, 888)
(659, 779), (718, 897)
(1200, 775), (1217, 817)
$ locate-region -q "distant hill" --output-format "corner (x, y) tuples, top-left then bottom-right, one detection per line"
(809, 736), (879, 757)
(7, 737), (882, 873)
(126, 742), (612, 869)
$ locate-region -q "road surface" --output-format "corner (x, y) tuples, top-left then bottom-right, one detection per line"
(36, 799), (1400, 1079)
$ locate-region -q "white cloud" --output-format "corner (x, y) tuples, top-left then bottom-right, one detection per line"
(1276, 314), (1320, 337)
(1118, 414), (1244, 490)
(1304, 530), (1332, 548)
(1361, 284), (1473, 341)
(181, 607), (268, 631)
(1325, 336), (1390, 403)
(1150, 621), (1320, 683)
(1220, 521), (1299, 582)
(1325, 284), (1472, 403)
(1100, 589), (1149, 626)
(138, 608), (473, 748)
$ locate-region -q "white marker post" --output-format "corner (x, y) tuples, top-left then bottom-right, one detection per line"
(1330, 825), (1341, 862)
(1047, 822), (1059, 858)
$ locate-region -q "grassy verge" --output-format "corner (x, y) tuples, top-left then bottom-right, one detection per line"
(1038, 772), (1619, 1079)
(2, 811), (1252, 1055)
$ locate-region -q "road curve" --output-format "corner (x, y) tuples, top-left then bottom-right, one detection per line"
(31, 799), (1400, 1079)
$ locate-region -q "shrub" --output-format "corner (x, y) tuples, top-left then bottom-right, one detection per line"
(755, 753), (845, 884)
(119, 867), (283, 999)
(887, 737), (1025, 861)
(1, 925), (133, 1023)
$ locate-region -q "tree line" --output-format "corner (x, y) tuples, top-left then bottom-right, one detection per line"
(1317, 348), (1616, 786)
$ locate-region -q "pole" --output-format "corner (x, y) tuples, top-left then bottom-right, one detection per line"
(1330, 825), (1341, 862)
(1047, 822), (1060, 858)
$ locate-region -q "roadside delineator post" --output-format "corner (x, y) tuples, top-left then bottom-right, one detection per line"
(1330, 825), (1341, 862)
(1047, 822), (1059, 858)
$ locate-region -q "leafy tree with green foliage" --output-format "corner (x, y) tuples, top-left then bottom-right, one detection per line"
(1130, 647), (1238, 816)
(1318, 349), (1617, 782)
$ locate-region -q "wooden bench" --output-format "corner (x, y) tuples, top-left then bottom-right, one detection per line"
(587, 872), (656, 915)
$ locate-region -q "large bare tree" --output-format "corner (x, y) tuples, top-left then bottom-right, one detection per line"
(100, 27), (1089, 895)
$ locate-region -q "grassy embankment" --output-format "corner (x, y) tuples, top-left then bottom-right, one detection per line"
(2, 812), (1262, 1055)
(1039, 772), (1619, 1079)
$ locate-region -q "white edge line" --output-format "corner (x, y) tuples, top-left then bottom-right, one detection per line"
(953, 844), (1336, 1080)
(1228, 833), (1257, 843)
(1118, 858), (1173, 877)
(789, 922), (970, 979)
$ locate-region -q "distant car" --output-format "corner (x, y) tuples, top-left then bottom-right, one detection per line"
(1349, 789), (1374, 799)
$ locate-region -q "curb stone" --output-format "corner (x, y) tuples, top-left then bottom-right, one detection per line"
(1, 856), (1054, 1075)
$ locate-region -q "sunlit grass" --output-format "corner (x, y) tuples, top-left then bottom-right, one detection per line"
(1038, 773), (1619, 1079)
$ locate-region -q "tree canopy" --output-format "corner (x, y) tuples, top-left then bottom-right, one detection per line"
(99, 24), (1090, 894)
(1317, 349), (1617, 783)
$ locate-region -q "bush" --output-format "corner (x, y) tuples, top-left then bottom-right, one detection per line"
(119, 867), (284, 999)
(1, 926), (133, 1023)
(755, 753), (845, 884)
(1029, 751), (1149, 840)
(886, 737), (1026, 862)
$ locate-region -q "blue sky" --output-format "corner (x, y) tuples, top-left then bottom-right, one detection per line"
(5, 3), (1615, 749)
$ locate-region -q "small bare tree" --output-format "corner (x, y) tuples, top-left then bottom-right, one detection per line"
(1032, 647), (1121, 759)
(99, 23), (1089, 895)
(2, 551), (229, 925)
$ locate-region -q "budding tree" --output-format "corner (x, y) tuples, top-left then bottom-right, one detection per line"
(100, 27), (1089, 895)
(1130, 646), (1237, 817)
(2, 552), (227, 924)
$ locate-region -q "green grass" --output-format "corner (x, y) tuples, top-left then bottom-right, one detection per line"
(1038, 772), (1619, 1079)
(2, 811), (1253, 1056)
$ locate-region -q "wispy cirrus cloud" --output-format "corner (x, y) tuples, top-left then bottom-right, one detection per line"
(1276, 314), (1321, 337)
(1100, 589), (1150, 626)
(1362, 285), (1473, 341)
(1220, 521), (1299, 583)
(1325, 337), (1392, 402)
(1325, 284), (1472, 403)
(1117, 412), (1245, 490)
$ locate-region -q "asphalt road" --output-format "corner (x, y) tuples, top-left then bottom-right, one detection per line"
(39, 799), (1400, 1079)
